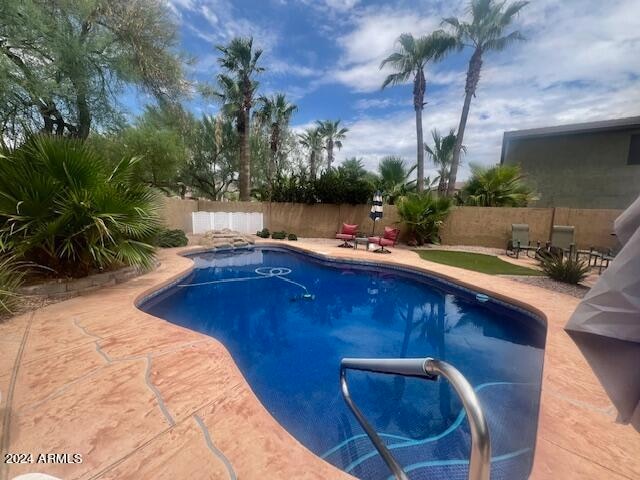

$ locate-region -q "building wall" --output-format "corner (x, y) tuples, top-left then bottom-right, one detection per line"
(503, 129), (640, 209)
(161, 199), (621, 250)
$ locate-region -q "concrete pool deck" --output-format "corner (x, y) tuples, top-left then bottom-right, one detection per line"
(1, 239), (638, 480)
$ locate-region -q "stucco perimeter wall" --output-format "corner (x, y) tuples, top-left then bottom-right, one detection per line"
(161, 197), (198, 232)
(161, 199), (621, 249)
(439, 207), (554, 248)
(554, 207), (621, 250)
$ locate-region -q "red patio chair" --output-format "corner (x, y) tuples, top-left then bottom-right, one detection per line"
(368, 227), (400, 253)
(336, 223), (358, 248)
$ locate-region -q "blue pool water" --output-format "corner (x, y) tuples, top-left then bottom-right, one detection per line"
(141, 247), (546, 480)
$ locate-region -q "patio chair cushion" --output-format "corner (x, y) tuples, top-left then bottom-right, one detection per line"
(511, 224), (530, 246)
(551, 225), (575, 250)
(382, 227), (400, 242)
(341, 223), (358, 236)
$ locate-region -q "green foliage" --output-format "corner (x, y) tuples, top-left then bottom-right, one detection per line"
(0, 136), (160, 277)
(1, 0), (186, 139)
(287, 233), (298, 241)
(268, 174), (317, 203)
(316, 120), (348, 168)
(457, 164), (536, 207)
(425, 129), (464, 194)
(541, 255), (590, 284)
(256, 228), (270, 238)
(396, 193), (452, 245)
(377, 156), (416, 204)
(315, 168), (376, 204)
(271, 231), (287, 240)
(0, 255), (26, 315)
(155, 229), (188, 248)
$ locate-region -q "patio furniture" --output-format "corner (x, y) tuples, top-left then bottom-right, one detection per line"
(336, 223), (358, 248)
(538, 225), (576, 260)
(506, 224), (539, 259)
(353, 237), (369, 250)
(368, 227), (400, 254)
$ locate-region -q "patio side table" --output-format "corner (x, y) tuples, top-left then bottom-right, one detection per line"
(354, 237), (369, 251)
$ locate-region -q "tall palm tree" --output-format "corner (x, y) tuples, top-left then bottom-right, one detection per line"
(216, 37), (264, 201)
(380, 32), (456, 192)
(298, 127), (324, 180)
(424, 128), (464, 194)
(254, 93), (297, 184)
(444, 0), (529, 196)
(316, 120), (348, 170)
(377, 155), (417, 204)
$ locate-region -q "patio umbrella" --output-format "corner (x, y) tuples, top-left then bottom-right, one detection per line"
(565, 194), (640, 429)
(369, 191), (383, 235)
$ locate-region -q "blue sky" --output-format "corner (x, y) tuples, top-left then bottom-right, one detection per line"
(150, 0), (640, 180)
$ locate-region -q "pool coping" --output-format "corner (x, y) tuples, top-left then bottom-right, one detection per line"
(1, 240), (638, 480)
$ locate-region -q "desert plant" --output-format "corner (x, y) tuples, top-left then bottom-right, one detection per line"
(256, 228), (270, 238)
(155, 229), (188, 248)
(271, 231), (287, 240)
(0, 136), (161, 277)
(396, 193), (452, 245)
(287, 233), (298, 241)
(0, 255), (25, 315)
(457, 164), (536, 207)
(541, 255), (590, 284)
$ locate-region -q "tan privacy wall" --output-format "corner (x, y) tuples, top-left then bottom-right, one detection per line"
(160, 198), (621, 250)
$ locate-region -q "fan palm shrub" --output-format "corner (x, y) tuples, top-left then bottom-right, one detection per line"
(396, 193), (452, 245)
(0, 136), (161, 277)
(457, 164), (535, 207)
(377, 156), (417, 204)
(0, 255), (26, 315)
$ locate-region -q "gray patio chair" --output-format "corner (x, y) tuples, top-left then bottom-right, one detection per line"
(547, 225), (576, 259)
(506, 224), (539, 259)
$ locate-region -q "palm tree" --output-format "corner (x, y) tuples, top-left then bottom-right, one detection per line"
(457, 164), (536, 206)
(380, 32), (456, 192)
(298, 127), (324, 180)
(377, 155), (417, 204)
(444, 0), (529, 196)
(216, 37), (264, 201)
(316, 120), (348, 170)
(424, 129), (464, 194)
(254, 93), (297, 185)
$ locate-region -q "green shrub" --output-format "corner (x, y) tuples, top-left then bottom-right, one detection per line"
(0, 136), (160, 277)
(287, 233), (298, 241)
(0, 255), (25, 315)
(256, 228), (270, 238)
(541, 255), (590, 284)
(271, 231), (287, 240)
(456, 164), (536, 207)
(396, 193), (452, 245)
(155, 229), (188, 248)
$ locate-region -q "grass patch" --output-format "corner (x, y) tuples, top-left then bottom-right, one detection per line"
(416, 250), (544, 276)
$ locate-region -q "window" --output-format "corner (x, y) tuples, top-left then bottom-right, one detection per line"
(628, 134), (640, 165)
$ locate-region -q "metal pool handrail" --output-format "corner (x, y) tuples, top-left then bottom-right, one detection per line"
(339, 357), (491, 480)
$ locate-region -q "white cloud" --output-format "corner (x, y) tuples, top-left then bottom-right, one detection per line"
(326, 0), (640, 179)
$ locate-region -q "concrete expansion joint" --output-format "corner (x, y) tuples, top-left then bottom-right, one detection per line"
(193, 414), (237, 480)
(144, 354), (176, 427)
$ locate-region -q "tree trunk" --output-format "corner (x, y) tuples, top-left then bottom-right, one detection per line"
(327, 139), (334, 170)
(310, 151), (316, 180)
(414, 68), (426, 192)
(76, 90), (91, 139)
(238, 108), (251, 201)
(447, 48), (482, 196)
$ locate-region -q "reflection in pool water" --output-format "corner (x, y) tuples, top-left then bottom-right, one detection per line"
(141, 247), (546, 480)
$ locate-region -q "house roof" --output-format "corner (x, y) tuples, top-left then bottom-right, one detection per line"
(500, 115), (640, 163)
(503, 115), (640, 140)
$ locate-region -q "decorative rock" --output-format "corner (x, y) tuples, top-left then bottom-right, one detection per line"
(198, 229), (254, 249)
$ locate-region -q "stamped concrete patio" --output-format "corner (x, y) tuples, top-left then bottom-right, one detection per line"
(1, 239), (638, 480)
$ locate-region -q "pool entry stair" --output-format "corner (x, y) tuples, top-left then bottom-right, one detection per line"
(340, 357), (491, 480)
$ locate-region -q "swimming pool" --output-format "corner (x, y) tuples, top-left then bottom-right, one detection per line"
(141, 246), (546, 480)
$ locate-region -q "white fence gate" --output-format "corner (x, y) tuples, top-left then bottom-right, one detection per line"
(191, 211), (263, 234)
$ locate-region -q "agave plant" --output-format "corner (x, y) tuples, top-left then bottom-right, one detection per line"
(457, 164), (536, 207)
(0, 136), (161, 277)
(396, 192), (452, 245)
(541, 255), (590, 285)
